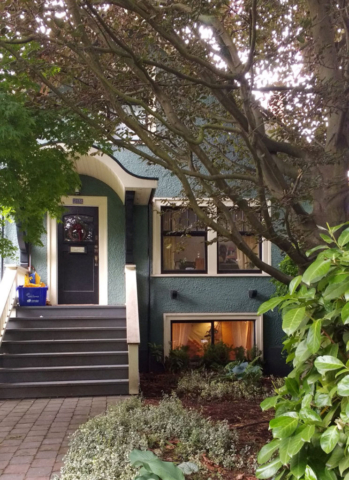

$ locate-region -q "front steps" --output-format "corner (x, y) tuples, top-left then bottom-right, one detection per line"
(0, 306), (129, 398)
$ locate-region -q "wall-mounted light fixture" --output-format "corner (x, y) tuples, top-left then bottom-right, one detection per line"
(248, 289), (257, 299)
(170, 290), (178, 300)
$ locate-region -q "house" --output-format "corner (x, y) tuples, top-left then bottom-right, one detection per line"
(0, 147), (286, 398)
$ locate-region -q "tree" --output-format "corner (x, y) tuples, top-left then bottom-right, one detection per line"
(1, 0), (348, 283)
(0, 85), (100, 256)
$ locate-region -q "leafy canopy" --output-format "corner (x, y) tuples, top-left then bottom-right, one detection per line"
(1, 0), (348, 281)
(256, 224), (349, 480)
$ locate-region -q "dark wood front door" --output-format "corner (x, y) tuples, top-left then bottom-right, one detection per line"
(58, 206), (99, 304)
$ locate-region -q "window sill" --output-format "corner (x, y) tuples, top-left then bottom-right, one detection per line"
(151, 273), (270, 278)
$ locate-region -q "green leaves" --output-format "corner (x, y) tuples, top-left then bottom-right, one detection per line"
(257, 297), (285, 315)
(130, 450), (185, 480)
(338, 228), (349, 247)
(307, 320), (322, 354)
(338, 375), (349, 396)
(303, 259), (331, 285)
(321, 426), (340, 453)
(255, 458), (282, 479)
(314, 356), (344, 375)
(260, 396), (279, 411)
(258, 440), (280, 464)
(323, 280), (349, 300)
(269, 414), (298, 439)
(282, 308), (307, 335)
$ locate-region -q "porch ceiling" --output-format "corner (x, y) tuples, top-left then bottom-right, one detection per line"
(74, 148), (158, 205)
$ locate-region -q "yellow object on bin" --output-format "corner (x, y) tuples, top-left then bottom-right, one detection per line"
(24, 271), (46, 288)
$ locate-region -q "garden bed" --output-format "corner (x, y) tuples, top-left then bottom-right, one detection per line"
(140, 372), (275, 480)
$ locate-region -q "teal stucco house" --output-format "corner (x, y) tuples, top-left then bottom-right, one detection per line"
(0, 147), (284, 398)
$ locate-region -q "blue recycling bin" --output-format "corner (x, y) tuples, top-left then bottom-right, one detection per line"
(17, 286), (48, 306)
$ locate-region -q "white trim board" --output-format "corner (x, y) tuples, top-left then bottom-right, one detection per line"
(47, 196), (108, 305)
(163, 312), (263, 357)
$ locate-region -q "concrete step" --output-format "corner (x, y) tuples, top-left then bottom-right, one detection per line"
(0, 352), (129, 368)
(4, 328), (127, 341)
(7, 317), (126, 328)
(0, 365), (129, 383)
(15, 306), (126, 318)
(1, 339), (128, 354)
(0, 379), (130, 399)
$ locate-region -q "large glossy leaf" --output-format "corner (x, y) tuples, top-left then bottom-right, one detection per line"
(289, 276), (302, 294)
(320, 426), (340, 454)
(338, 227), (349, 247)
(323, 279), (349, 301)
(256, 458), (282, 479)
(314, 392), (331, 408)
(338, 375), (349, 396)
(294, 340), (312, 366)
(303, 258), (331, 285)
(260, 396), (279, 411)
(144, 461), (185, 480)
(270, 414), (298, 439)
(342, 303), (349, 324)
(285, 378), (299, 397)
(279, 437), (294, 464)
(305, 465), (317, 480)
(326, 446), (345, 469)
(314, 356), (344, 374)
(299, 408), (322, 424)
(282, 307), (307, 335)
(307, 320), (322, 354)
(290, 448), (307, 479)
(130, 450), (158, 467)
(258, 439), (280, 464)
(257, 297), (285, 315)
(339, 454), (349, 476)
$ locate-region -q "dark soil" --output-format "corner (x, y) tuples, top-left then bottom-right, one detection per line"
(140, 373), (273, 480)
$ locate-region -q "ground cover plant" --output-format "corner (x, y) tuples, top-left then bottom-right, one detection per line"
(256, 224), (349, 480)
(56, 395), (241, 480)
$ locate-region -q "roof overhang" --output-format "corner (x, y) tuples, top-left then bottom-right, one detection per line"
(74, 147), (158, 205)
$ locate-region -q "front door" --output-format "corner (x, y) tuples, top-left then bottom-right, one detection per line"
(58, 206), (99, 304)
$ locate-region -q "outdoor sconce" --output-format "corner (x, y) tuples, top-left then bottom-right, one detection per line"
(248, 289), (257, 299)
(170, 290), (178, 300)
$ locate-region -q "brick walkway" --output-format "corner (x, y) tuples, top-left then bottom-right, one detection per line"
(0, 396), (124, 480)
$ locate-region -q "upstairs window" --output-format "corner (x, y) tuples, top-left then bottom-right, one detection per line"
(161, 208), (207, 273)
(218, 210), (261, 273)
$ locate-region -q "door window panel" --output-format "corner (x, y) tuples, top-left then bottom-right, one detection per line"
(63, 215), (94, 243)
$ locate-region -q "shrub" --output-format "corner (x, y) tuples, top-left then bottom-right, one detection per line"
(56, 395), (240, 480)
(165, 346), (190, 373)
(256, 223), (349, 480)
(176, 370), (271, 400)
(202, 341), (232, 368)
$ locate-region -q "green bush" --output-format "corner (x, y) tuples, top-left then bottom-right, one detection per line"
(57, 396), (240, 480)
(202, 341), (232, 368)
(165, 346), (190, 373)
(256, 223), (349, 480)
(176, 369), (273, 400)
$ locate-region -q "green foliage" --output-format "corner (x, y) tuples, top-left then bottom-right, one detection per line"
(165, 346), (190, 373)
(224, 359), (262, 383)
(256, 223), (349, 480)
(0, 86), (101, 256)
(148, 343), (165, 366)
(202, 341), (232, 368)
(57, 396), (240, 480)
(176, 369), (276, 401)
(130, 450), (197, 480)
(271, 255), (299, 297)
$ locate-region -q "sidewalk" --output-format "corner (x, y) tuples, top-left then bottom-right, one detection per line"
(0, 396), (124, 479)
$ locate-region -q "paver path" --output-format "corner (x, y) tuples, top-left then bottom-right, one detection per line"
(0, 396), (124, 480)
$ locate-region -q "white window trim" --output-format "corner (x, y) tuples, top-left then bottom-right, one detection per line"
(47, 196), (108, 305)
(152, 198), (271, 277)
(163, 312), (263, 357)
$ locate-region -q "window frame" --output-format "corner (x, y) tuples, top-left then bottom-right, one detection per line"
(152, 198), (271, 277)
(161, 207), (208, 274)
(163, 312), (263, 358)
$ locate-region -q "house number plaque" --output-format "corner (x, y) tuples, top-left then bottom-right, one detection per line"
(70, 246), (86, 253)
(72, 198), (84, 204)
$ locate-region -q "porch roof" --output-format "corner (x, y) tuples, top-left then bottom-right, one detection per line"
(74, 147), (158, 205)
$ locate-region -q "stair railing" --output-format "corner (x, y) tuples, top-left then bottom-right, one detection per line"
(0, 265), (28, 344)
(125, 265), (140, 394)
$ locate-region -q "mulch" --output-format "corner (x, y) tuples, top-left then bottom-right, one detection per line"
(140, 373), (274, 480)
